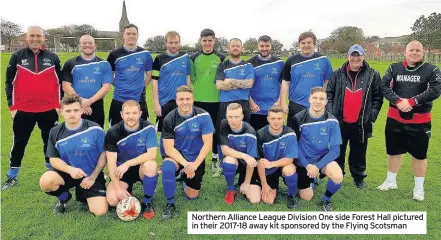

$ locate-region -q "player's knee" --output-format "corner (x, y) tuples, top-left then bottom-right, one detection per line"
(248, 194), (261, 204)
(299, 189), (313, 201)
(162, 160), (176, 176)
(106, 193), (119, 207)
(282, 164), (296, 176)
(185, 188), (200, 200)
(142, 161), (158, 177)
(329, 170), (343, 184)
(223, 156), (237, 164)
(39, 173), (55, 191)
(90, 205), (108, 216)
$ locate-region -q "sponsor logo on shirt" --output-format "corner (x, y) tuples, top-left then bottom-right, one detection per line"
(137, 138), (145, 147)
(126, 65), (140, 72)
(171, 69), (186, 77)
(80, 138), (91, 147)
(79, 76), (96, 83)
(303, 72), (317, 78)
(21, 59), (29, 66)
(396, 75), (421, 83)
(263, 74), (274, 81)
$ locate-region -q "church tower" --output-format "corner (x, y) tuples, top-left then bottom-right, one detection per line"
(119, 1), (130, 44)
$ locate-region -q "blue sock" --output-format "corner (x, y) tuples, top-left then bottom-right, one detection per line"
(57, 191), (69, 201)
(143, 174), (158, 204)
(45, 162), (52, 169)
(217, 145), (223, 165)
(322, 179), (342, 201)
(7, 168), (19, 179)
(162, 160), (176, 204)
(284, 173), (298, 197)
(223, 163), (236, 191)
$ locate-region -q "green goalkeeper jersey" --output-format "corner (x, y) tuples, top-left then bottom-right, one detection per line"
(190, 50), (226, 102)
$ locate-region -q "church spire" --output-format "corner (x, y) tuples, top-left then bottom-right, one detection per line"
(119, 0), (130, 33)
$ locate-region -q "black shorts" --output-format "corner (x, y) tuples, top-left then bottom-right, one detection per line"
(236, 160), (260, 186)
(156, 100), (177, 132)
(216, 100), (251, 134)
(250, 114), (268, 132)
(385, 118), (431, 160)
(82, 99), (105, 128)
(175, 161), (206, 191)
(264, 168), (285, 190)
(194, 102), (219, 152)
(120, 165), (142, 192)
(50, 169), (106, 202)
(109, 99), (149, 127)
(296, 166), (324, 190)
(287, 101), (307, 128)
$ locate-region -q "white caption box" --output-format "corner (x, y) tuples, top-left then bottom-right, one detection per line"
(187, 211), (426, 234)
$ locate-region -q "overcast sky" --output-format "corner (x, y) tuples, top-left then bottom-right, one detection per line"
(1, 0), (439, 48)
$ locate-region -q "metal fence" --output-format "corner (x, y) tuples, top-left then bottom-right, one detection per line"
(326, 53), (441, 64)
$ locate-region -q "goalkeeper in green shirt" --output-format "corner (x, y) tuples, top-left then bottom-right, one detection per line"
(190, 29), (226, 175)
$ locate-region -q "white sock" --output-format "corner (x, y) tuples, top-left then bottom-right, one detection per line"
(386, 171), (397, 182)
(414, 176), (425, 190)
(212, 153), (218, 159)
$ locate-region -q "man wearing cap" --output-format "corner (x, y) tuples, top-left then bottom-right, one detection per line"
(326, 44), (383, 188)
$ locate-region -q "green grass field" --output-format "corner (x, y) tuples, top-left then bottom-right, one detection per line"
(1, 52), (440, 240)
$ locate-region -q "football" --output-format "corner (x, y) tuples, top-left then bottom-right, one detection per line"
(116, 197), (141, 221)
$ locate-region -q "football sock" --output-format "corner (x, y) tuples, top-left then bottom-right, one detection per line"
(143, 174), (158, 204)
(284, 173), (298, 197)
(322, 179), (342, 201)
(223, 163), (236, 191)
(414, 176), (424, 190)
(386, 171), (397, 182)
(7, 167), (19, 179)
(162, 160), (176, 204)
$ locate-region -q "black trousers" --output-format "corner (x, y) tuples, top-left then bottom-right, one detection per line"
(336, 122), (368, 181)
(10, 109), (58, 168)
(287, 101), (306, 128)
(250, 114), (268, 132)
(82, 99), (105, 128)
(194, 101), (219, 154)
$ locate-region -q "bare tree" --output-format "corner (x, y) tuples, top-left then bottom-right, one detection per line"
(1, 19), (23, 51)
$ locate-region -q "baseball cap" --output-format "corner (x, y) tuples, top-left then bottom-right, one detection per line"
(348, 44), (365, 56)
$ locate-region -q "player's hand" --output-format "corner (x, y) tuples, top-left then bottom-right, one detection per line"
(397, 99), (413, 112)
(115, 163), (129, 179)
(243, 154), (257, 168)
(80, 176), (96, 189)
(306, 164), (319, 178)
(240, 182), (250, 195)
(184, 162), (197, 179)
(261, 184), (275, 203)
(10, 110), (17, 119)
(274, 99), (281, 106)
(154, 101), (162, 117)
(250, 100), (260, 113)
(281, 103), (288, 114)
(259, 158), (273, 169)
(116, 186), (132, 200)
(81, 98), (93, 108)
(83, 106), (93, 115)
(68, 167), (87, 179)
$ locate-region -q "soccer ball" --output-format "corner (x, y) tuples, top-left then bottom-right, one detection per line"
(116, 197), (141, 221)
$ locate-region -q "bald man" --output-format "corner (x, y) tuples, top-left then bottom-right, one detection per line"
(378, 40), (441, 201)
(62, 35), (112, 128)
(3, 26), (63, 190)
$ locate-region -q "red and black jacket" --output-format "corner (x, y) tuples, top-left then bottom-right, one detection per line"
(326, 61), (383, 141)
(380, 60), (441, 124)
(5, 48), (63, 112)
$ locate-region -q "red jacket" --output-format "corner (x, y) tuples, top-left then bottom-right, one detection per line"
(5, 48), (62, 112)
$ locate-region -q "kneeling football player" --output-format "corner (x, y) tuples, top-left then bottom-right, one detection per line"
(105, 100), (158, 219)
(220, 103), (260, 204)
(39, 95), (108, 216)
(160, 86), (214, 219)
(257, 105), (299, 208)
(292, 87), (343, 211)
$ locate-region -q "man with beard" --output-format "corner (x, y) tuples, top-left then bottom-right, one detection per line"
(292, 87), (343, 211)
(326, 44), (383, 189)
(280, 32), (333, 128)
(105, 100), (158, 219)
(160, 86), (214, 219)
(378, 40), (441, 201)
(247, 35), (284, 131)
(107, 24), (153, 126)
(152, 31), (191, 133)
(3, 26), (62, 190)
(213, 38), (254, 177)
(62, 35), (113, 128)
(191, 29), (226, 172)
